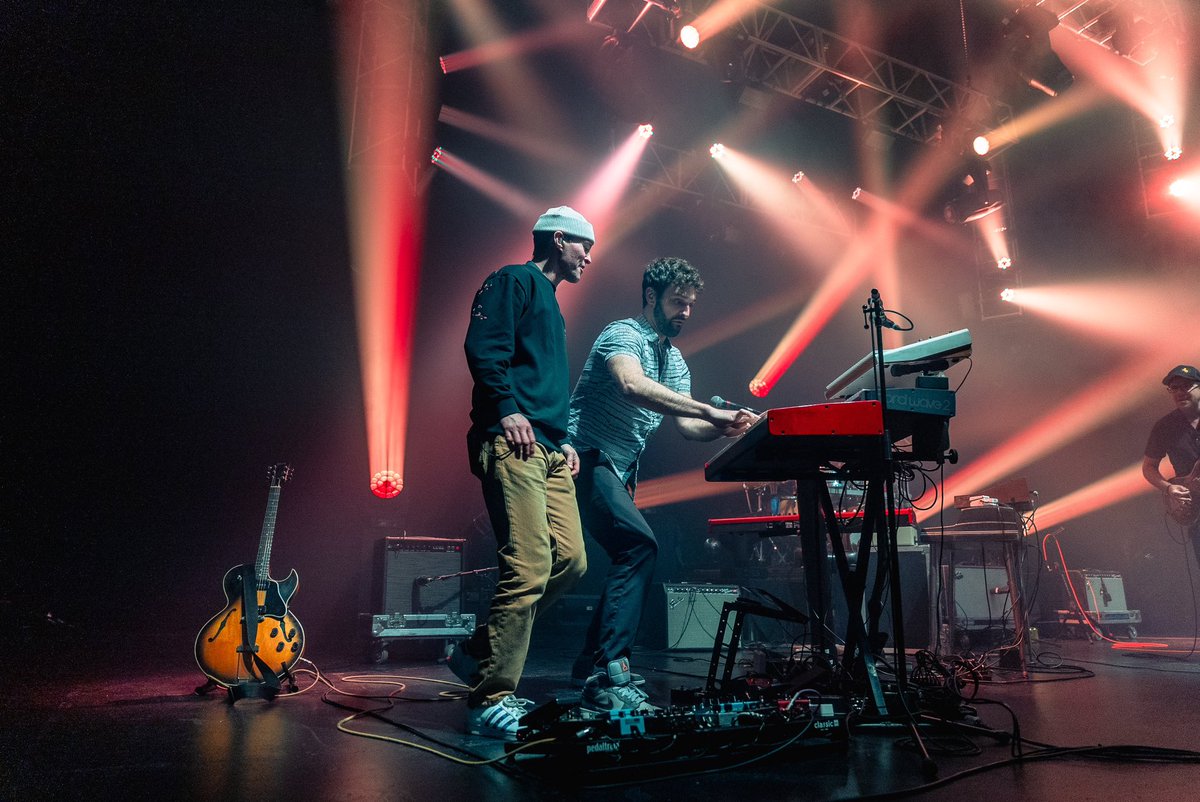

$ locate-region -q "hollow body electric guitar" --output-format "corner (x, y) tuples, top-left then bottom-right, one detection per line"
(195, 464), (304, 689)
(1166, 464), (1200, 528)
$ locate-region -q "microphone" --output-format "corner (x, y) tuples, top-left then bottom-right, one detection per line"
(869, 288), (903, 330)
(710, 395), (763, 415)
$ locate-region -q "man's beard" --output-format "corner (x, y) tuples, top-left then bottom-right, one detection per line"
(654, 301), (683, 336)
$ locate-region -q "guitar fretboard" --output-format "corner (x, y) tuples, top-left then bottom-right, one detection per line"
(254, 484), (282, 588)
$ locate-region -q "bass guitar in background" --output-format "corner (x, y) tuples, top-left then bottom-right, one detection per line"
(195, 463), (304, 699)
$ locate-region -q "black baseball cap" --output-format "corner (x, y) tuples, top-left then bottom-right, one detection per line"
(1162, 364), (1200, 386)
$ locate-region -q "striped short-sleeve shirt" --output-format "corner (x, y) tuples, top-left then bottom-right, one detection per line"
(568, 315), (691, 482)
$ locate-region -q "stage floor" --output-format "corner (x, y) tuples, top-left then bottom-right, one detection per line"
(5, 620), (1200, 801)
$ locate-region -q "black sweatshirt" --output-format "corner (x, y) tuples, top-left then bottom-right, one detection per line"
(465, 262), (570, 451)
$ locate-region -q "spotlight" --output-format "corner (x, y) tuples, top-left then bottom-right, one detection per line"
(679, 23), (700, 50)
(851, 187), (862, 200)
(792, 171), (805, 184)
(1000, 288), (1016, 303)
(1165, 146), (1183, 161)
(371, 470), (403, 499)
(1168, 177), (1196, 199)
(998, 256), (1012, 270)
(438, 56), (448, 74)
(1160, 114), (1176, 129)
(973, 135), (991, 156)
(430, 147), (443, 164)
(638, 123), (654, 139)
(709, 142), (726, 159)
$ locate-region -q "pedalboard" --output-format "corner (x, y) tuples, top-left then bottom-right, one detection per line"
(508, 693), (849, 782)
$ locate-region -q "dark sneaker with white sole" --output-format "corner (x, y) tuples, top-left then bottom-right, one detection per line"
(580, 657), (659, 717)
(570, 653), (645, 687)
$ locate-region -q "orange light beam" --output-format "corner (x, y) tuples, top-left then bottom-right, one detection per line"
(443, 0), (565, 133)
(712, 148), (850, 267)
(749, 237), (877, 397)
(1050, 27), (1169, 129)
(431, 148), (543, 220)
(437, 105), (585, 165)
(1004, 282), (1195, 350)
(912, 356), (1165, 522)
(572, 126), (655, 237)
(681, 287), (807, 357)
(982, 81), (1107, 150)
(633, 469), (741, 510)
(690, 0), (769, 43)
(439, 18), (588, 73)
(974, 206), (1011, 268)
(745, 141), (966, 398)
(852, 187), (974, 254)
(794, 172), (855, 235)
(1035, 463), (1153, 531)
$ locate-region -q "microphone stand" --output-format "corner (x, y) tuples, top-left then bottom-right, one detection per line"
(861, 289), (935, 778)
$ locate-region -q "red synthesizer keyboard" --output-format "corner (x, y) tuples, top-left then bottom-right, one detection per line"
(705, 401), (887, 483)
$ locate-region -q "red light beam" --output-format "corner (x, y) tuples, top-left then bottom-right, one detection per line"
(1035, 463), (1153, 531)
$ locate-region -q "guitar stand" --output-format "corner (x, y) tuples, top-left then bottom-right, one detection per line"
(195, 566), (291, 703)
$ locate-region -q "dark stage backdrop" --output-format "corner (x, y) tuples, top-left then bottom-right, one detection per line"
(6, 2), (1200, 667)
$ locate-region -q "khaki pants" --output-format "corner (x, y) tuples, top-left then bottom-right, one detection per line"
(467, 435), (586, 707)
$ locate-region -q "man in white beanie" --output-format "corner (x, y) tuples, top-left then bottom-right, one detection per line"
(452, 206), (595, 740)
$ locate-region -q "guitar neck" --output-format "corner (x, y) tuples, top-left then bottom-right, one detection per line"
(255, 484), (282, 585)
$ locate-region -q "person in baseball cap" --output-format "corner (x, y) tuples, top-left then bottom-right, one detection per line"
(1162, 364), (1200, 387)
(1143, 362), (1200, 562)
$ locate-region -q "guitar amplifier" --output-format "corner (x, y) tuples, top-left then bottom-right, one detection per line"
(647, 584), (740, 650)
(379, 537), (465, 616)
(1067, 570), (1141, 626)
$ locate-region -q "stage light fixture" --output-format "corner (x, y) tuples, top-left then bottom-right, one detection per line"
(589, 0), (680, 44)
(792, 171), (805, 184)
(1165, 146), (1183, 161)
(1160, 114), (1176, 129)
(998, 256), (1012, 270)
(709, 142), (726, 159)
(1168, 177), (1195, 199)
(1000, 287), (1016, 302)
(638, 123), (654, 138)
(438, 56), (448, 74)
(371, 470), (402, 499)
(973, 135), (991, 156)
(679, 23), (700, 49)
(430, 147), (443, 164)
(943, 156), (1003, 224)
(1003, 5), (1073, 98)
(851, 187), (862, 200)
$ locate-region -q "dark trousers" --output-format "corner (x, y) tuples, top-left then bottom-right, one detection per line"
(572, 451), (658, 679)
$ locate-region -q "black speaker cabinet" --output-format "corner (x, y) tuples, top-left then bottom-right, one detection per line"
(733, 546), (931, 651)
(379, 537), (465, 616)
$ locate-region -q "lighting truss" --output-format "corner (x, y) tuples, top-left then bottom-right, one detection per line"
(1132, 111), (1182, 218)
(634, 138), (750, 207)
(666, 1), (1012, 145)
(631, 139), (852, 236)
(1034, 0), (1186, 67)
(974, 155), (1022, 320)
